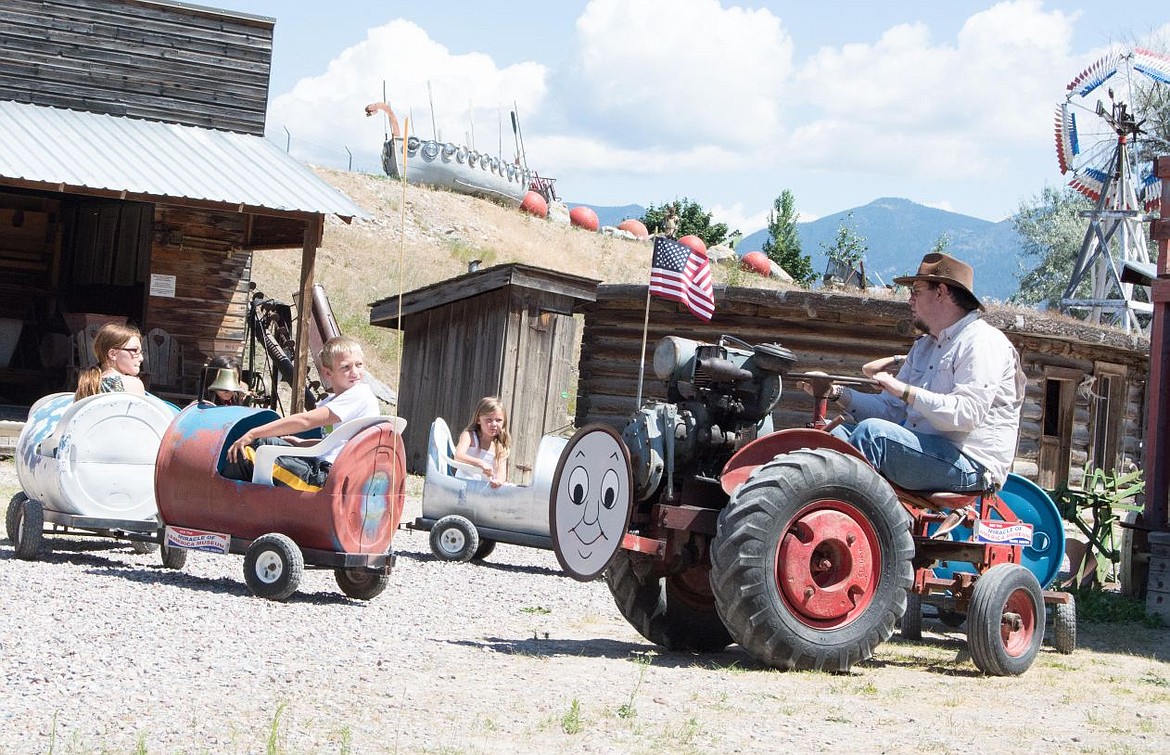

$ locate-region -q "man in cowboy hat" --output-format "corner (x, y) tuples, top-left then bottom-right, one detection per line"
(812, 252), (1025, 492)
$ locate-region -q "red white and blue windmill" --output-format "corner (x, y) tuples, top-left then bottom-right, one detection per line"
(1054, 47), (1170, 333)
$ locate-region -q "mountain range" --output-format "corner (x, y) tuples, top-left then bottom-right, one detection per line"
(590, 197), (1028, 302)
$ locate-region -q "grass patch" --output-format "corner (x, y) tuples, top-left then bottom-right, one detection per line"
(520, 605), (551, 615)
(561, 699), (583, 735)
(1072, 588), (1163, 626)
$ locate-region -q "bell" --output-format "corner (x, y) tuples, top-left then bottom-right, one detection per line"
(207, 368), (244, 394)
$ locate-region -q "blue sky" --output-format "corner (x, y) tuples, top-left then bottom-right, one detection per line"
(216, 0), (1169, 231)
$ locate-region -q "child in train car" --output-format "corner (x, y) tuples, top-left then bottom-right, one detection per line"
(203, 355), (250, 406)
(75, 323), (147, 400)
(223, 335), (379, 490)
(454, 396), (511, 488)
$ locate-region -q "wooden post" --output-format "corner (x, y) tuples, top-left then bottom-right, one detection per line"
(1144, 156), (1170, 532)
(291, 216), (322, 413)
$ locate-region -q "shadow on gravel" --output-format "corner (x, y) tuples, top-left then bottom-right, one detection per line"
(394, 548), (564, 577)
(83, 560), (362, 605)
(446, 635), (759, 669)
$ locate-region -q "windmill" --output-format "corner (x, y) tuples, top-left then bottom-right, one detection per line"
(1054, 47), (1170, 333)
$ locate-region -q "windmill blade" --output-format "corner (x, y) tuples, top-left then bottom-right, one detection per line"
(1054, 103), (1079, 174)
(1066, 51), (1120, 97)
(1134, 48), (1170, 85)
(1069, 167), (1108, 203)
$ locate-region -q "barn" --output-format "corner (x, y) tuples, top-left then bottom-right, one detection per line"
(0, 0), (361, 414)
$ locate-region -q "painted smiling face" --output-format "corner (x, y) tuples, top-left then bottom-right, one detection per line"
(549, 425), (633, 581)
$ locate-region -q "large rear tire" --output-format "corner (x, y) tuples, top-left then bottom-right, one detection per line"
(605, 548), (732, 653)
(710, 449), (913, 672)
(967, 563), (1044, 676)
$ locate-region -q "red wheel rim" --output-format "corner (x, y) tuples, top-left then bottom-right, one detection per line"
(1000, 587), (1037, 657)
(774, 499), (881, 629)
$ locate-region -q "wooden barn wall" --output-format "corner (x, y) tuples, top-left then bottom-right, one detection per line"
(576, 286), (915, 433)
(144, 205), (250, 391)
(499, 289), (581, 477)
(0, 0), (273, 135)
(397, 289), (510, 475)
(577, 285), (1150, 487)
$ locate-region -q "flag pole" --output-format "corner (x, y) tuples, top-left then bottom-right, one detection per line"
(635, 283), (652, 409)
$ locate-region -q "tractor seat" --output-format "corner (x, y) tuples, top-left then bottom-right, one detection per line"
(897, 489), (986, 511)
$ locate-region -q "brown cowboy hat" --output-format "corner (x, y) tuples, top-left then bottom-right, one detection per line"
(893, 252), (983, 310)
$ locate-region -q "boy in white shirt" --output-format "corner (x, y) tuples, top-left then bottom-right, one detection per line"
(224, 336), (380, 490)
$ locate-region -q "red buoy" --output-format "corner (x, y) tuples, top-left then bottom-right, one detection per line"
(569, 206), (599, 231)
(678, 235), (707, 255)
(617, 218), (649, 239)
(741, 251), (771, 276)
(520, 191), (548, 218)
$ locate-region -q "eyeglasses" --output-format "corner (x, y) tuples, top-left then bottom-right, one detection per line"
(119, 347), (142, 356)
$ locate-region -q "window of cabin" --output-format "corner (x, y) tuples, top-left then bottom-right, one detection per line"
(1038, 367), (1079, 490)
(1088, 364), (1126, 475)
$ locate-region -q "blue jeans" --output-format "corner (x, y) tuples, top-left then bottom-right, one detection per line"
(831, 418), (987, 492)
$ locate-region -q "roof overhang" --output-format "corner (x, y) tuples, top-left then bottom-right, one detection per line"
(0, 99), (368, 232)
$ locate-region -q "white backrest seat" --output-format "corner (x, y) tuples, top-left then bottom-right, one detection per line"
(251, 415), (405, 486)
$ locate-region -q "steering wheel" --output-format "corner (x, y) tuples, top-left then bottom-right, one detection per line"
(788, 372), (878, 399)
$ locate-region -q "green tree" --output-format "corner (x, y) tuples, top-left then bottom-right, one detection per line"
(930, 232), (951, 255)
(1010, 186), (1092, 308)
(761, 190), (814, 285)
(820, 213), (868, 288)
(642, 199), (732, 249)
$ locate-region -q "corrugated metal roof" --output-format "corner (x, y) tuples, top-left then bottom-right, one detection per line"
(0, 99), (368, 219)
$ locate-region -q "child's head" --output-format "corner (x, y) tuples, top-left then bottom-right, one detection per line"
(93, 323), (143, 376)
(75, 322), (142, 399)
(466, 396), (510, 452)
(320, 336), (365, 392)
(205, 355), (245, 405)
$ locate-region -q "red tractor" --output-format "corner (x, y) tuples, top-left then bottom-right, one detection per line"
(554, 335), (1071, 675)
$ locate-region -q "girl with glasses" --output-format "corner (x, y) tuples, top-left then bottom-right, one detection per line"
(75, 322), (147, 399)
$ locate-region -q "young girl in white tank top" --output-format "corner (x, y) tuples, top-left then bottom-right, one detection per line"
(454, 397), (511, 488)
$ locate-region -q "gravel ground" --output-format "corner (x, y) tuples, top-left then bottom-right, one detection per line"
(2, 456), (1170, 754)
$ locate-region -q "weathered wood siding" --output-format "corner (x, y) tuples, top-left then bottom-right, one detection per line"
(144, 205), (251, 391)
(0, 0), (273, 135)
(577, 285), (1150, 487)
(395, 288), (581, 480)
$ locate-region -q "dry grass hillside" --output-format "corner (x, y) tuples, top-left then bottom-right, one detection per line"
(249, 167), (789, 387)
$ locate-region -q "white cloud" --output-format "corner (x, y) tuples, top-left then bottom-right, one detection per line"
(570, 0), (794, 148)
(267, 20), (548, 167)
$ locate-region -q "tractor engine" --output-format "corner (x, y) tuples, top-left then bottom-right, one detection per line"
(621, 335), (796, 502)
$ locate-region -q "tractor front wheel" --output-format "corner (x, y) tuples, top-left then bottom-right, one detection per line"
(967, 563), (1045, 676)
(710, 448), (913, 672)
(605, 548), (732, 653)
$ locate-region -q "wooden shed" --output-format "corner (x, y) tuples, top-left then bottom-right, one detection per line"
(0, 0), (360, 410)
(370, 263), (599, 479)
(576, 285), (1150, 490)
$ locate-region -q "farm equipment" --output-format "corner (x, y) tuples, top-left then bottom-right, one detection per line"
(552, 334), (1072, 675)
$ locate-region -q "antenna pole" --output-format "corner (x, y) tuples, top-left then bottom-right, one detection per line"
(427, 81), (437, 140)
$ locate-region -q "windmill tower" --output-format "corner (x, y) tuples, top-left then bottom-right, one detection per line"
(1055, 48), (1170, 334)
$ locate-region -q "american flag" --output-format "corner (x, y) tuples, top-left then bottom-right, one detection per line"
(649, 236), (715, 321)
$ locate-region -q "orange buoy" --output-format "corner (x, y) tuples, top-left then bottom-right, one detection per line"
(741, 251), (771, 276)
(617, 218), (649, 239)
(520, 191), (548, 218)
(569, 205), (599, 231)
(678, 235), (707, 255)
